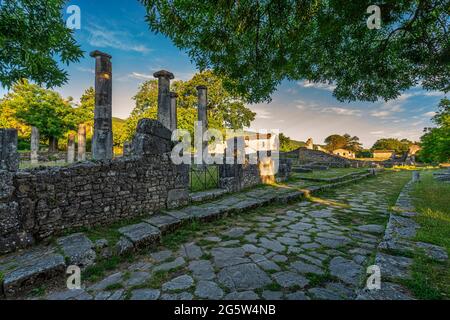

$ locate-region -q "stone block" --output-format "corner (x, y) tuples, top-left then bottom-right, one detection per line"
(118, 222), (161, 249)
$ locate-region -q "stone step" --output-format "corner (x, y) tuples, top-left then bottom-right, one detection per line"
(189, 189), (229, 203)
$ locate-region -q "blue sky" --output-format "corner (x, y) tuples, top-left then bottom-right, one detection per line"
(0, 0), (446, 148)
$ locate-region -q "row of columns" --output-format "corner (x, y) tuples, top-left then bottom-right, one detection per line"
(29, 124), (87, 164)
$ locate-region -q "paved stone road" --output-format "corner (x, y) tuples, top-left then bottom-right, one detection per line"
(43, 172), (410, 300)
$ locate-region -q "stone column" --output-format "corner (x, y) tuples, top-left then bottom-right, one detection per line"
(0, 129), (19, 171)
(90, 50), (113, 160)
(153, 70), (174, 130)
(170, 92), (178, 131)
(67, 133), (75, 164)
(77, 124), (86, 161)
(412, 171), (421, 182)
(197, 86), (208, 160)
(30, 126), (39, 165)
(197, 86), (208, 130)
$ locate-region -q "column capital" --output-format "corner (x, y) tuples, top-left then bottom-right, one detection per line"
(170, 92), (178, 98)
(153, 70), (174, 80)
(90, 50), (112, 59)
(196, 85), (207, 91)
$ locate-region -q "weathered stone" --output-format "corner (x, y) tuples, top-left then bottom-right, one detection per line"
(259, 238), (285, 252)
(308, 288), (343, 300)
(0, 128), (19, 171)
(154, 257), (185, 272)
(180, 242), (203, 260)
(94, 239), (108, 250)
(125, 271), (151, 287)
(145, 214), (182, 234)
(285, 291), (309, 300)
(356, 282), (415, 300)
(151, 250), (173, 263)
(154, 70), (175, 131)
(356, 224), (385, 234)
(218, 263), (272, 291)
(224, 291), (259, 300)
(290, 261), (325, 275)
(262, 290), (283, 300)
(90, 50), (113, 160)
(211, 247), (249, 268)
(118, 223), (161, 249)
(30, 127), (39, 165)
(189, 260), (215, 281)
(316, 236), (351, 248)
(167, 189), (189, 210)
(130, 289), (160, 300)
(273, 271), (309, 288)
(57, 233), (96, 267)
(115, 237), (134, 256)
(242, 244), (267, 254)
(162, 275), (194, 291)
(329, 257), (363, 286)
(47, 289), (93, 301)
(77, 124), (86, 161)
(375, 253), (412, 280)
(195, 281), (224, 299)
(160, 292), (193, 300)
(2, 249), (65, 297)
(88, 272), (123, 291)
(224, 227), (248, 238)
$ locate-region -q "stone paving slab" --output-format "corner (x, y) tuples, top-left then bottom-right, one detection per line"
(118, 222), (161, 249)
(57, 233), (96, 267)
(2, 247), (66, 297)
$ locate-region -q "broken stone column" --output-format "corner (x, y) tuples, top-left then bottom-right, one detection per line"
(170, 92), (178, 131)
(153, 70), (174, 130)
(67, 133), (75, 164)
(0, 129), (19, 171)
(90, 50), (113, 161)
(412, 171), (421, 182)
(77, 124), (86, 161)
(123, 141), (132, 157)
(30, 126), (39, 165)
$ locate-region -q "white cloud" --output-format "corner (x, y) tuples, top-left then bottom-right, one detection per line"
(129, 72), (153, 80)
(297, 80), (336, 92)
(253, 109), (273, 119)
(321, 107), (362, 117)
(424, 111), (436, 117)
(86, 23), (152, 54)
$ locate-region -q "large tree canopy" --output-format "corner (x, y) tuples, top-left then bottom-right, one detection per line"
(140, 0), (449, 103)
(371, 138), (414, 153)
(0, 0), (83, 88)
(0, 80), (77, 151)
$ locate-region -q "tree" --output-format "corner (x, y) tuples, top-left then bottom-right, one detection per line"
(371, 138), (413, 154)
(419, 98), (450, 163)
(324, 135), (348, 151)
(124, 71), (256, 141)
(0, 0), (83, 88)
(140, 1), (449, 103)
(0, 80), (76, 151)
(324, 134), (363, 152)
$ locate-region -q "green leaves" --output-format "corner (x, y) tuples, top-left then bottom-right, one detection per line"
(420, 98), (450, 163)
(140, 0), (449, 103)
(0, 0), (83, 88)
(123, 70), (256, 142)
(0, 80), (76, 140)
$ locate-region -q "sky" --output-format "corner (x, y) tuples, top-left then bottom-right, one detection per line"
(0, 0), (447, 148)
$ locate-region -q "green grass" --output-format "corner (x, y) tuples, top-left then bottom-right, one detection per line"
(297, 168), (366, 179)
(189, 165), (219, 192)
(0, 271), (4, 283)
(406, 171), (450, 299)
(161, 221), (202, 250)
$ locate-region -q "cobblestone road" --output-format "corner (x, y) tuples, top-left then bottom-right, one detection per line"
(44, 171), (410, 300)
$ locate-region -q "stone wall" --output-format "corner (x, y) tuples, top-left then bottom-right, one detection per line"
(0, 119), (191, 255)
(0, 154), (189, 255)
(283, 148), (376, 168)
(19, 152), (93, 162)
